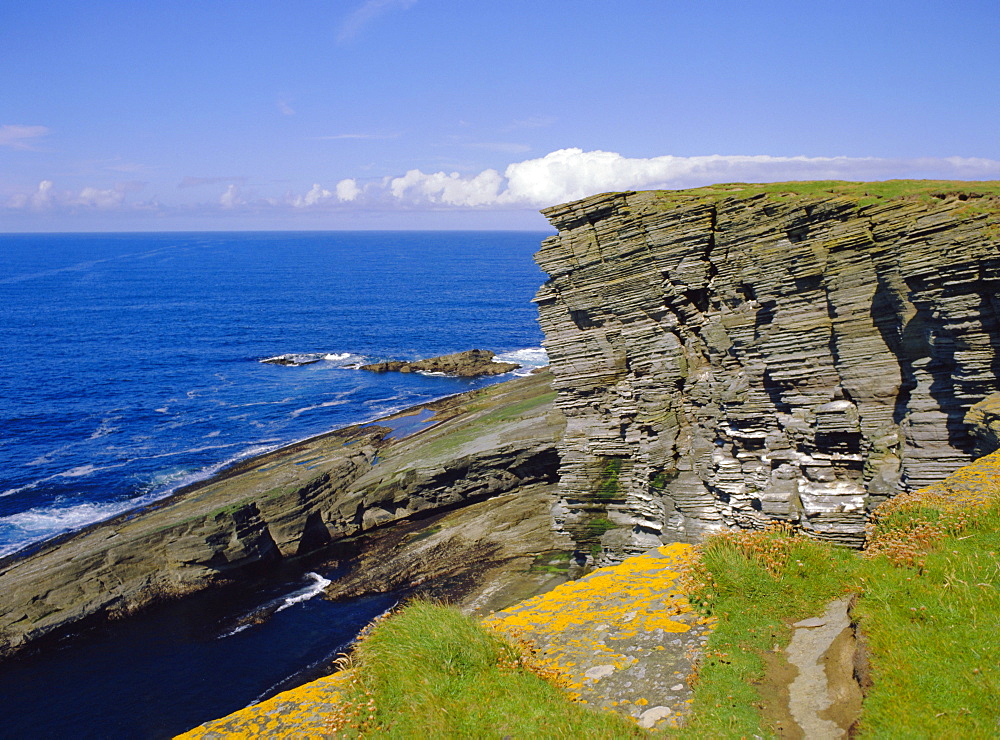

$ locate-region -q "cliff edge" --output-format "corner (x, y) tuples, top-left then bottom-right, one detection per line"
(535, 180), (1000, 557)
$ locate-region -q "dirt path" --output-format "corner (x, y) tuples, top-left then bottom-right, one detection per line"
(759, 597), (863, 739)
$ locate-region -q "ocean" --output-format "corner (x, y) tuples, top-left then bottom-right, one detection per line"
(0, 230), (551, 737)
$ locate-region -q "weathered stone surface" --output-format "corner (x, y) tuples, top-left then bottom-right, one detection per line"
(0, 372), (561, 658)
(360, 348), (520, 377)
(965, 392), (1000, 456)
(535, 184), (1000, 557)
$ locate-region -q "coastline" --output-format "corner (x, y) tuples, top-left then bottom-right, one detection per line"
(0, 371), (520, 572)
(0, 369), (563, 660)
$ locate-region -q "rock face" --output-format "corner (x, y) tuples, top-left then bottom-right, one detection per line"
(0, 372), (561, 658)
(534, 183), (1000, 557)
(360, 349), (520, 377)
(965, 392), (1000, 456)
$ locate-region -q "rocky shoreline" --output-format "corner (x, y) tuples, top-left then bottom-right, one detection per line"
(0, 370), (565, 659)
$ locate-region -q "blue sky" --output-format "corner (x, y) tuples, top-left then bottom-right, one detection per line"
(2, 0), (998, 231)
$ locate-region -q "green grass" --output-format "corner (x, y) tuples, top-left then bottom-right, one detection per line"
(328, 600), (645, 738)
(677, 526), (858, 737)
(646, 179), (1000, 211)
(681, 484), (1000, 737)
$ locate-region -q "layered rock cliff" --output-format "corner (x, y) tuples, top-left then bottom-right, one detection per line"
(534, 181), (1000, 556)
(0, 372), (565, 657)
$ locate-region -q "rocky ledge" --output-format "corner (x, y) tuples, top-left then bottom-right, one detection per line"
(0, 371), (565, 659)
(360, 349), (520, 377)
(534, 181), (1000, 557)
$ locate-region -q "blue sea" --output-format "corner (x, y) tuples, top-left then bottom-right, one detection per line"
(0, 230), (551, 738)
(0, 231), (549, 558)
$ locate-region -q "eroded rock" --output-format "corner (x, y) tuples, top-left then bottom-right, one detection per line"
(535, 185), (1000, 558)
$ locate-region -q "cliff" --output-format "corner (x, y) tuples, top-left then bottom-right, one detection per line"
(534, 180), (1000, 557)
(0, 371), (565, 657)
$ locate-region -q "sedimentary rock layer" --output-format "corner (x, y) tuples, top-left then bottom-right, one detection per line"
(0, 372), (563, 658)
(534, 182), (1000, 556)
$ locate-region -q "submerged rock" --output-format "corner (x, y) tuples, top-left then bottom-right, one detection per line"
(360, 349), (520, 377)
(535, 183), (1000, 556)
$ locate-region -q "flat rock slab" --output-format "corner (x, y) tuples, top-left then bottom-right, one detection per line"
(487, 543), (715, 731)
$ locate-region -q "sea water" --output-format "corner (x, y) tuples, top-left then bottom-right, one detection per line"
(0, 231), (550, 557)
(0, 230), (551, 737)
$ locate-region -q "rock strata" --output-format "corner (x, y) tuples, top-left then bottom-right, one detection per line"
(0, 372), (561, 658)
(534, 182), (1000, 557)
(360, 349), (520, 377)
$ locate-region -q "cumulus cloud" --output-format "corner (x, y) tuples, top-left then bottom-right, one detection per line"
(219, 184), (245, 208)
(6, 180), (143, 211)
(336, 178), (361, 202)
(75, 187), (126, 209)
(0, 125), (49, 150)
(293, 183), (333, 207)
(6, 180), (56, 210)
(389, 168), (505, 207)
(338, 0), (417, 42)
(379, 149), (1000, 209)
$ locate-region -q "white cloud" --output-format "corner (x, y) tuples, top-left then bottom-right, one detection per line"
(6, 180), (140, 211)
(0, 125), (49, 150)
(336, 178), (361, 202)
(389, 168), (505, 207)
(379, 149), (1000, 209)
(75, 187), (126, 209)
(6, 180), (55, 210)
(293, 183), (334, 207)
(220, 184), (244, 208)
(338, 0), (417, 42)
(277, 99), (295, 116)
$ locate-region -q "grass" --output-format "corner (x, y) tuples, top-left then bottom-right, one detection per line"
(679, 463), (1000, 737)
(646, 179), (1000, 211)
(325, 600), (645, 738)
(676, 524), (858, 737)
(314, 453), (1000, 737)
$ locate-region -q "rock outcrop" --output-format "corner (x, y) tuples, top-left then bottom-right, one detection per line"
(360, 349), (520, 377)
(965, 392), (1000, 456)
(534, 182), (1000, 557)
(0, 372), (562, 658)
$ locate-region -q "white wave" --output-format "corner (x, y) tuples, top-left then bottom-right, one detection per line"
(88, 415), (120, 440)
(289, 399), (350, 419)
(217, 623), (252, 639)
(0, 481), (40, 498)
(60, 464), (98, 478)
(4, 461), (128, 499)
(495, 347), (549, 376)
(261, 352), (366, 368)
(275, 572), (332, 613)
(0, 497), (147, 556)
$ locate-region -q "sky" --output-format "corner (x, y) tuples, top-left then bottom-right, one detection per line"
(2, 0), (999, 231)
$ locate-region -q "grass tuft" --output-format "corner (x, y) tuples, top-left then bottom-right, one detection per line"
(325, 599), (645, 738)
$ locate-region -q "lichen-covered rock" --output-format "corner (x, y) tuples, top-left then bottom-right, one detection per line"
(534, 183), (1000, 557)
